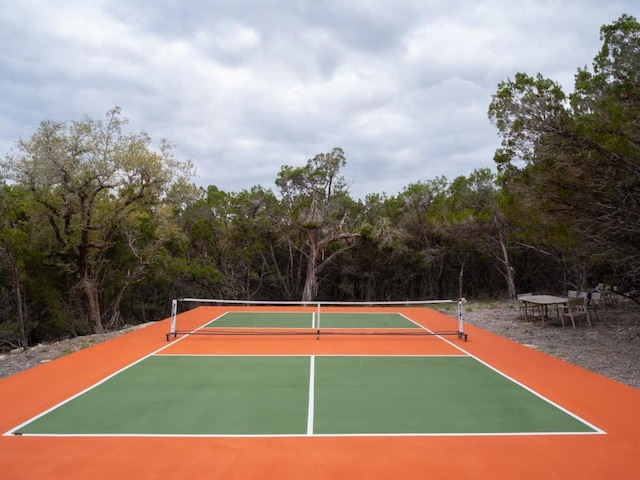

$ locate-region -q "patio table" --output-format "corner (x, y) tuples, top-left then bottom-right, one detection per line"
(518, 294), (569, 321)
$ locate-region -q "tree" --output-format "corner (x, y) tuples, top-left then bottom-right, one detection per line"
(442, 169), (518, 299)
(0, 183), (31, 347)
(570, 14), (640, 287)
(488, 14), (640, 293)
(179, 185), (287, 300)
(395, 179), (449, 298)
(275, 148), (361, 301)
(1, 108), (194, 333)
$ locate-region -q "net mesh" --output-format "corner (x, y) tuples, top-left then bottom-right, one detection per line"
(167, 298), (467, 341)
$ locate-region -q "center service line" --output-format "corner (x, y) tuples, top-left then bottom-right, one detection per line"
(307, 355), (315, 435)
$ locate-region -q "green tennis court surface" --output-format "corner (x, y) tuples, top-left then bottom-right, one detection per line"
(204, 311), (422, 329)
(13, 355), (597, 436)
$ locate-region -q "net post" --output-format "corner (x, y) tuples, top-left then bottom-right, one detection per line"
(457, 298), (468, 341)
(316, 302), (321, 340)
(167, 299), (177, 341)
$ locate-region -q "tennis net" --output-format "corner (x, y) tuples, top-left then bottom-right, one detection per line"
(166, 298), (467, 341)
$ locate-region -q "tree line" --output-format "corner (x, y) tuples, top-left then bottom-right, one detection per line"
(1, 15), (638, 348)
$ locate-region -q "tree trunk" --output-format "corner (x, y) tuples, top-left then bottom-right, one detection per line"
(302, 242), (319, 302)
(498, 231), (517, 299)
(82, 276), (104, 334)
(9, 253), (28, 347)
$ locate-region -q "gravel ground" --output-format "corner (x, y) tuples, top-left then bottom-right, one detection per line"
(1, 301), (639, 389)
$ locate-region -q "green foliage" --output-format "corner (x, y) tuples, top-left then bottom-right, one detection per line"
(488, 14), (640, 292)
(1, 108), (194, 336)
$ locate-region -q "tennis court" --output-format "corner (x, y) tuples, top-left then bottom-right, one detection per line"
(1, 301), (639, 479)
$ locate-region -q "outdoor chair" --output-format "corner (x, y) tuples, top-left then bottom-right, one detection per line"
(517, 292), (539, 319)
(560, 297), (591, 328)
(587, 292), (601, 322)
(602, 288), (621, 309)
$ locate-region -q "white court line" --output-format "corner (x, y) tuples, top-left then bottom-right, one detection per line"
(307, 355), (315, 435)
(154, 353), (464, 357)
(13, 430), (602, 438)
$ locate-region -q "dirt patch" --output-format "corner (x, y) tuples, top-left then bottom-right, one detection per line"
(1, 303), (639, 389)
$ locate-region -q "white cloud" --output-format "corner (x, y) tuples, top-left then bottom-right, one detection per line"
(1, 0), (638, 200)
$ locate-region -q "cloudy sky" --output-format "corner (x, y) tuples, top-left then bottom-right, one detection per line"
(1, 1), (638, 200)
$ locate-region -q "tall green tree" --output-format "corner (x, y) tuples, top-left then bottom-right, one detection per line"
(488, 14), (640, 292)
(570, 14), (640, 286)
(1, 108), (194, 333)
(276, 148), (361, 301)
